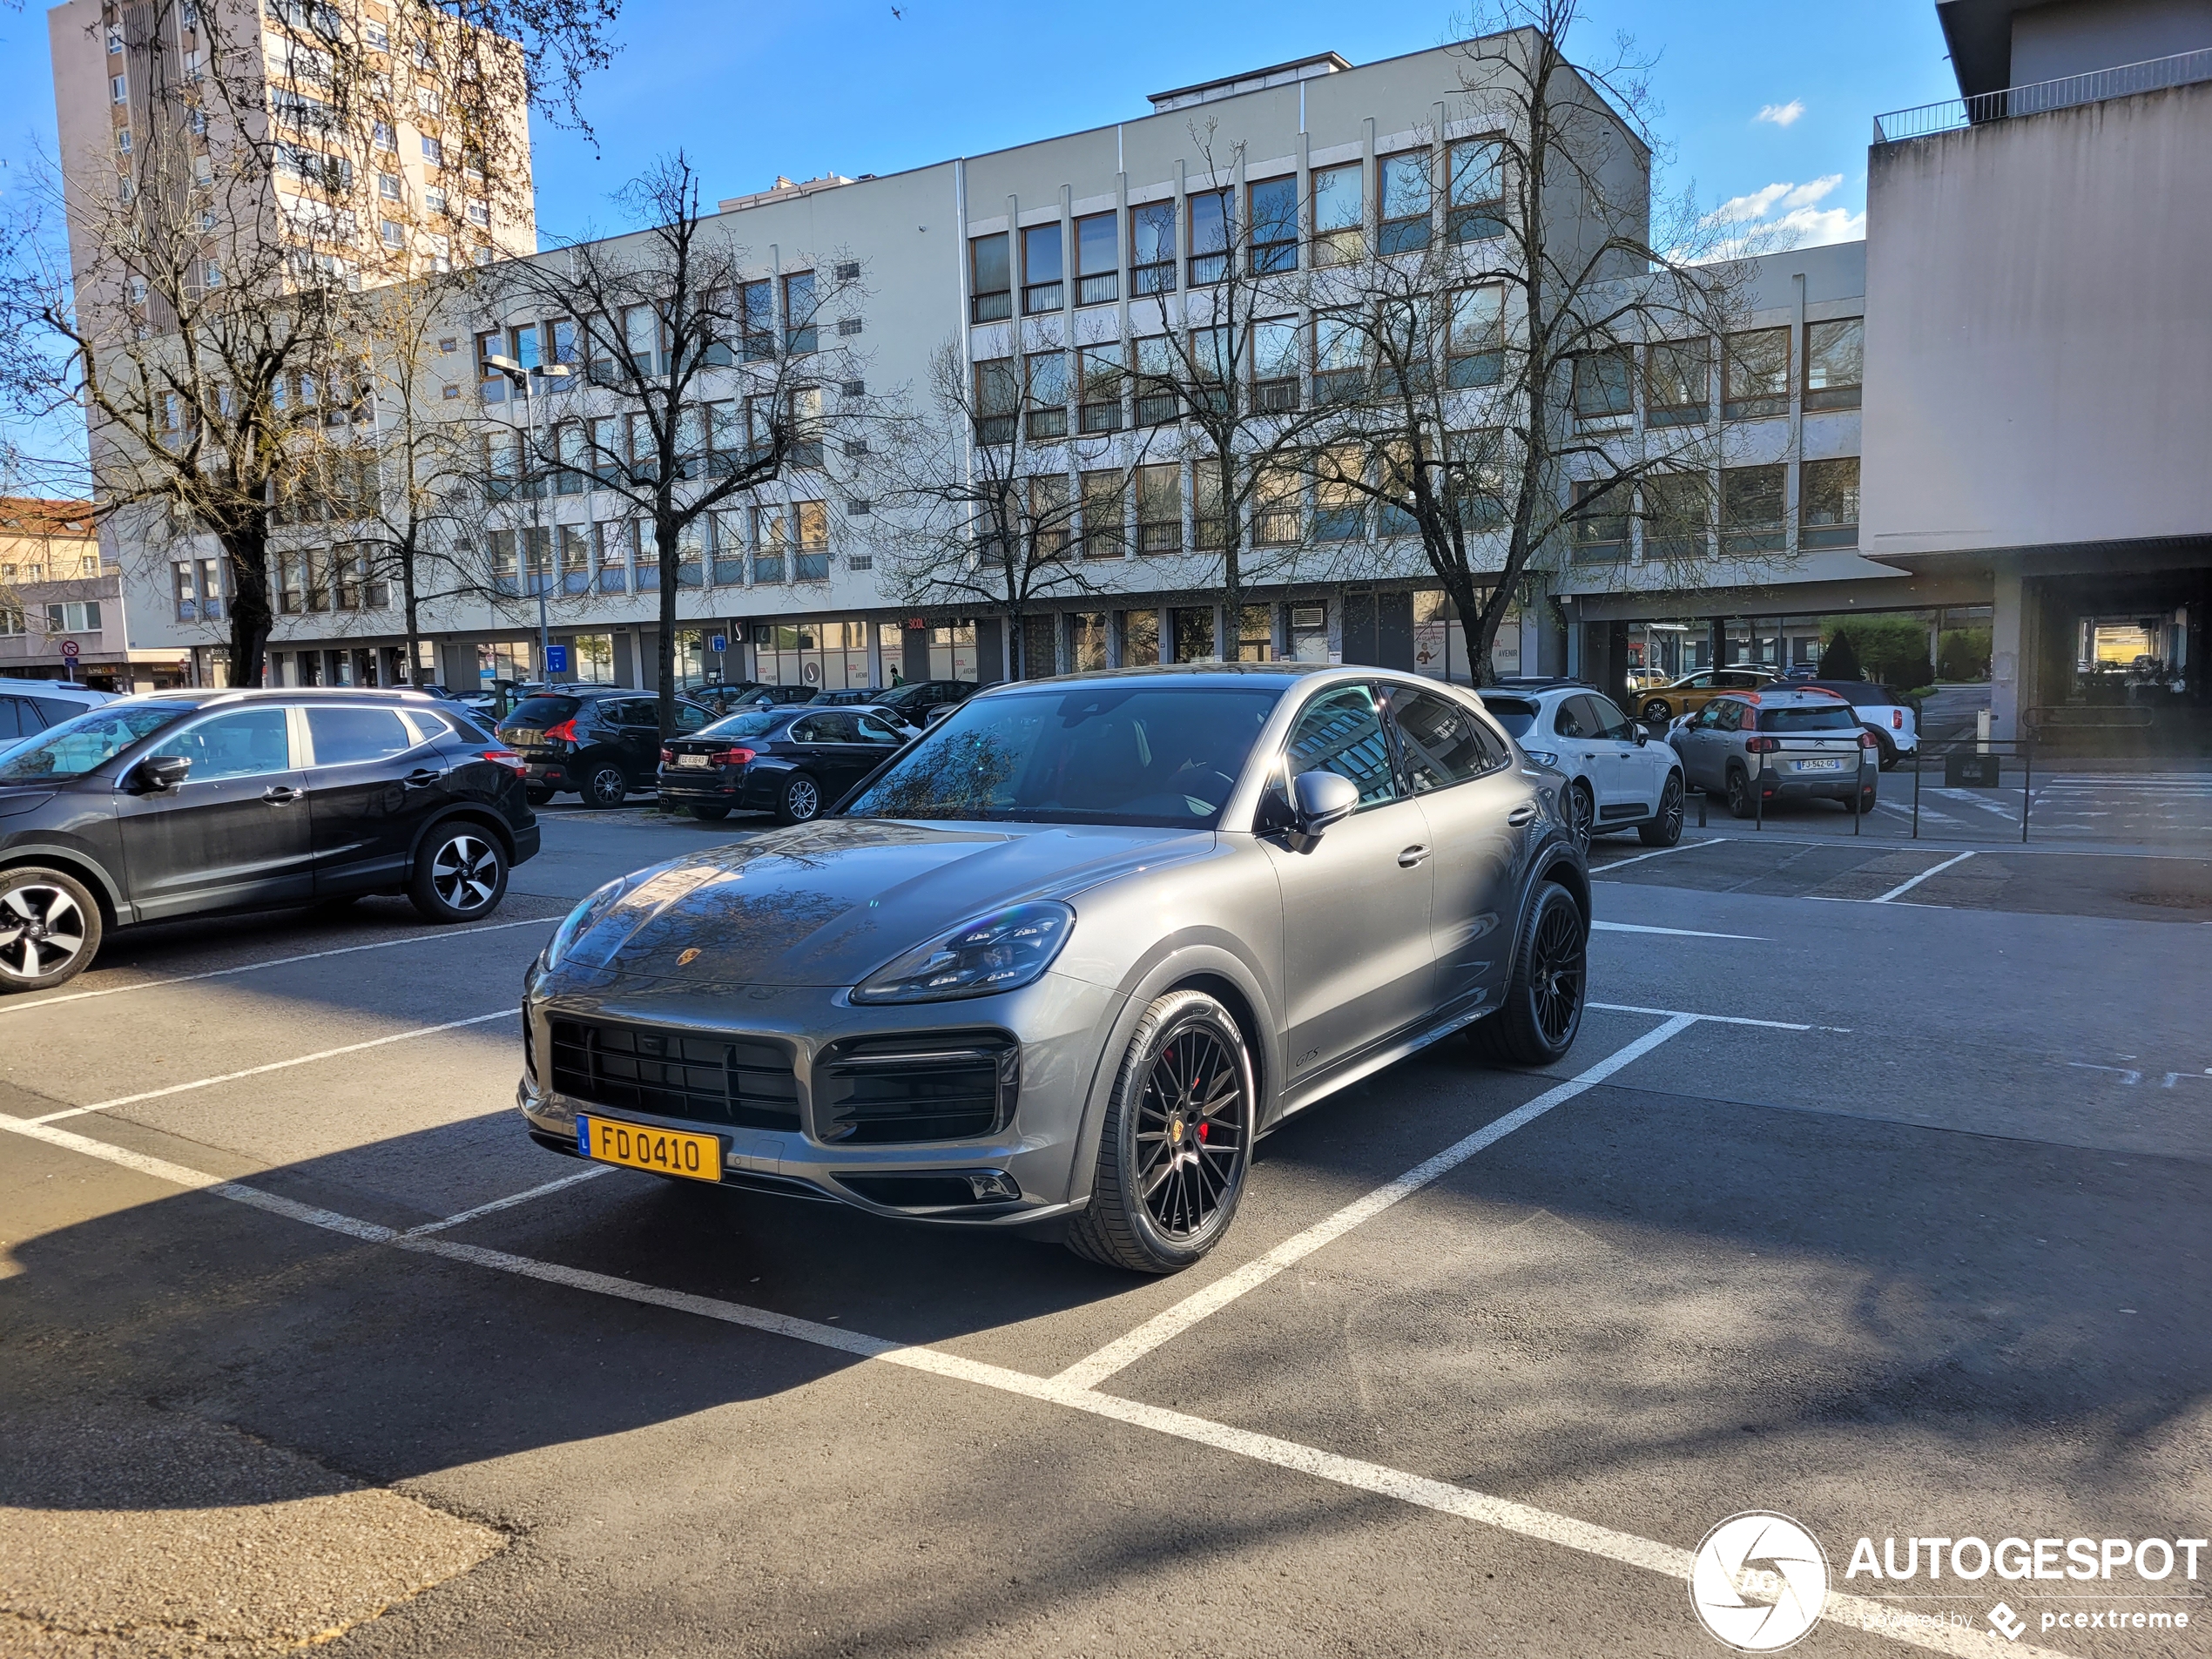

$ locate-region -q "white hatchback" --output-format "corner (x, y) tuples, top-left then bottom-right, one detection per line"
(1480, 682), (1686, 850)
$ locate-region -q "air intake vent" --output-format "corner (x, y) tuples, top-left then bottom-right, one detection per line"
(550, 1018), (799, 1131)
(815, 1035), (1016, 1143)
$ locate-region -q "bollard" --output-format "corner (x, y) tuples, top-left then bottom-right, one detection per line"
(1696, 790), (1707, 829)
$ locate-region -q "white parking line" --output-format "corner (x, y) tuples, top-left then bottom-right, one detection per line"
(1052, 1015), (1697, 1391)
(1591, 921), (1762, 940)
(401, 1164), (615, 1237)
(0, 915), (558, 1016)
(0, 1103), (2067, 1659)
(1871, 850), (1978, 904)
(1589, 838), (1728, 874)
(29, 1010), (519, 1123)
(1587, 1001), (1845, 1033)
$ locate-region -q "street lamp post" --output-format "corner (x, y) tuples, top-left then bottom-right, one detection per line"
(484, 354), (570, 685)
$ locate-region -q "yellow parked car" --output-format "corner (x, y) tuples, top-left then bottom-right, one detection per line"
(1632, 666), (1784, 725)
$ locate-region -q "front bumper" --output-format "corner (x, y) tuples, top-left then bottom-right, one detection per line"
(516, 966), (1123, 1226)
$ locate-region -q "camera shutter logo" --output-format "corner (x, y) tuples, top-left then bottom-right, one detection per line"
(1689, 1512), (1830, 1651)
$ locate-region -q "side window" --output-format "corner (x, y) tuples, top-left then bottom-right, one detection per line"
(674, 703), (709, 732)
(856, 715), (903, 745)
(307, 706), (416, 765)
(1553, 698), (1589, 739)
(0, 698), (26, 739)
(1685, 673), (1713, 689)
(1383, 687), (1501, 791)
(814, 711), (861, 743)
(1689, 704), (1721, 731)
(34, 698), (88, 727)
(615, 699), (657, 726)
(160, 708), (293, 781)
(789, 716), (823, 743)
(1713, 700), (1744, 732)
(1588, 695), (1636, 741)
(1285, 685), (1399, 807)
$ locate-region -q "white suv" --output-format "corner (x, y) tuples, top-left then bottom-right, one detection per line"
(1480, 681), (1686, 850)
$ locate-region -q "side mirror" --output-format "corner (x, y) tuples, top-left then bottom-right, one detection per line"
(136, 753), (191, 792)
(1633, 725), (1649, 746)
(1291, 770), (1359, 838)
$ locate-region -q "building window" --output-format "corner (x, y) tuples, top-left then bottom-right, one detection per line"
(423, 185), (448, 216)
(972, 358), (1017, 445)
(1447, 138), (1507, 242)
(1569, 480), (1628, 560)
(1075, 212), (1117, 305)
(1379, 152), (1433, 253)
(1188, 189), (1230, 286)
(1447, 286), (1505, 388)
(373, 121), (395, 150)
(111, 74), (129, 104)
(1252, 318), (1299, 412)
(1723, 328), (1791, 419)
(1645, 339), (1710, 426)
(1313, 164), (1364, 265)
(594, 522), (629, 590)
(1024, 351), (1068, 442)
(1249, 176), (1298, 273)
(1081, 470), (1126, 558)
(1314, 445), (1366, 541)
(1134, 337), (1178, 426)
(1130, 200), (1175, 296)
(1122, 608), (1160, 666)
(968, 232), (1010, 323)
(43, 599), (103, 633)
(1640, 470), (1710, 560)
(738, 280), (773, 361)
(1136, 463), (1181, 554)
(1021, 223), (1062, 314)
(1314, 314), (1366, 403)
(1804, 318), (1864, 410)
(1572, 347), (1634, 431)
(1800, 456), (1859, 548)
(793, 501), (829, 581)
(1172, 607), (1216, 663)
(378, 171), (401, 200)
(783, 271), (816, 354)
(467, 201), (489, 228)
(421, 135), (443, 167)
(1028, 475), (1069, 560)
(381, 218), (404, 247)
(1720, 463), (1786, 553)
(1078, 344), (1124, 434)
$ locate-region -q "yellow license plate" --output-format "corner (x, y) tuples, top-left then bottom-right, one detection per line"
(577, 1115), (723, 1183)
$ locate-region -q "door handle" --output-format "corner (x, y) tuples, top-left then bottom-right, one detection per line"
(1506, 805), (1538, 826)
(263, 785), (302, 804)
(404, 768), (443, 786)
(1398, 845), (1431, 867)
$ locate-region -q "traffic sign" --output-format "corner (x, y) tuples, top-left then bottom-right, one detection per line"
(709, 633), (727, 654)
(58, 639), (80, 659)
(543, 644), (570, 673)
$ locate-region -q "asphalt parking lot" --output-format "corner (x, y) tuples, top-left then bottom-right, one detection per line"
(3, 807), (2209, 1658)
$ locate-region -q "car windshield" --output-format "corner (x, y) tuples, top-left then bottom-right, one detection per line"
(846, 685), (1281, 827)
(1480, 697), (1540, 738)
(1762, 704), (1860, 732)
(0, 702), (196, 783)
(507, 696), (579, 725)
(698, 711), (786, 739)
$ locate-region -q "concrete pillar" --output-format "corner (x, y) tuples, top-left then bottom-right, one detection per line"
(1989, 562), (2024, 740)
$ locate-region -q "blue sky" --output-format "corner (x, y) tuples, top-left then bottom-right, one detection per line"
(0, 0), (1959, 479)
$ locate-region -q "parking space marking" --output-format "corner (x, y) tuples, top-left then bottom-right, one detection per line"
(0, 1103), (2067, 1659)
(1871, 850), (1978, 904)
(0, 915), (557, 1017)
(28, 1010), (519, 1124)
(401, 1164), (615, 1237)
(1591, 921), (1763, 940)
(1052, 1015), (1698, 1392)
(1588, 838), (1730, 874)
(1588, 1001), (1846, 1033)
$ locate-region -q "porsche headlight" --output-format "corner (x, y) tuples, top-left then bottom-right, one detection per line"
(852, 900), (1074, 1004)
(543, 875), (636, 973)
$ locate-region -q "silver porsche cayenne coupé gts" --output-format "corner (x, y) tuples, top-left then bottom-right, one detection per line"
(519, 664), (1588, 1272)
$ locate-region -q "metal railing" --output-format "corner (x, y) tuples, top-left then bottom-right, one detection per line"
(1875, 46), (2212, 142)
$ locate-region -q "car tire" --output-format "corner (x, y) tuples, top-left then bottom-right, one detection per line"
(1467, 881), (1587, 1069)
(1641, 698), (1671, 723)
(1875, 733), (1898, 772)
(582, 761), (630, 809)
(1066, 988), (1255, 1275)
(408, 823), (509, 922)
(0, 867), (102, 995)
(525, 786), (556, 806)
(687, 803), (731, 821)
(1566, 779), (1595, 853)
(1638, 772), (1685, 847)
(1725, 765), (1757, 819)
(774, 772), (823, 826)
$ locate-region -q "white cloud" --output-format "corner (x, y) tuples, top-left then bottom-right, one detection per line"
(1756, 99), (1807, 127)
(1696, 175), (1863, 259)
(1712, 181), (1791, 223)
(1779, 174), (1842, 210)
(1771, 205), (1866, 246)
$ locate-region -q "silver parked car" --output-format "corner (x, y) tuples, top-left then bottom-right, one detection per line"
(1669, 686), (1878, 817)
(519, 665), (1590, 1273)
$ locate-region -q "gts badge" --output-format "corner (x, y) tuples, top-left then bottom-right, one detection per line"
(1297, 1047), (1322, 1071)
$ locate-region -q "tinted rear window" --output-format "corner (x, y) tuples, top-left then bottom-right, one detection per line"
(1762, 705), (1860, 732)
(508, 697), (580, 725)
(700, 711), (786, 739)
(1480, 697), (1541, 738)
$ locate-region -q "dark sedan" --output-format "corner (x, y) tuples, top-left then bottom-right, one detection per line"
(657, 705), (910, 823)
(0, 688), (540, 991)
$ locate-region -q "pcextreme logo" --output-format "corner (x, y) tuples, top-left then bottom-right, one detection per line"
(1689, 1512), (1831, 1652)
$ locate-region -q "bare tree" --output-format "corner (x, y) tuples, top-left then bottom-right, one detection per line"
(1300, 1), (1757, 684)
(865, 339), (1162, 678)
(0, 0), (619, 684)
(489, 154), (868, 733)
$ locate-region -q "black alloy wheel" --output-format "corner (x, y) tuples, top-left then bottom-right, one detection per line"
(776, 772), (822, 826)
(1638, 772), (1685, 847)
(1067, 989), (1255, 1274)
(583, 761), (631, 809)
(409, 826), (509, 921)
(1725, 766), (1757, 819)
(1468, 882), (1587, 1067)
(1566, 780), (1595, 852)
(0, 869), (102, 994)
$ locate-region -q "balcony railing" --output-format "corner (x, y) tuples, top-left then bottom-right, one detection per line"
(1874, 45), (2212, 142)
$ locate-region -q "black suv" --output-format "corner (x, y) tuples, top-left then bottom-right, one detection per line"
(495, 689), (712, 806)
(0, 689), (541, 993)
